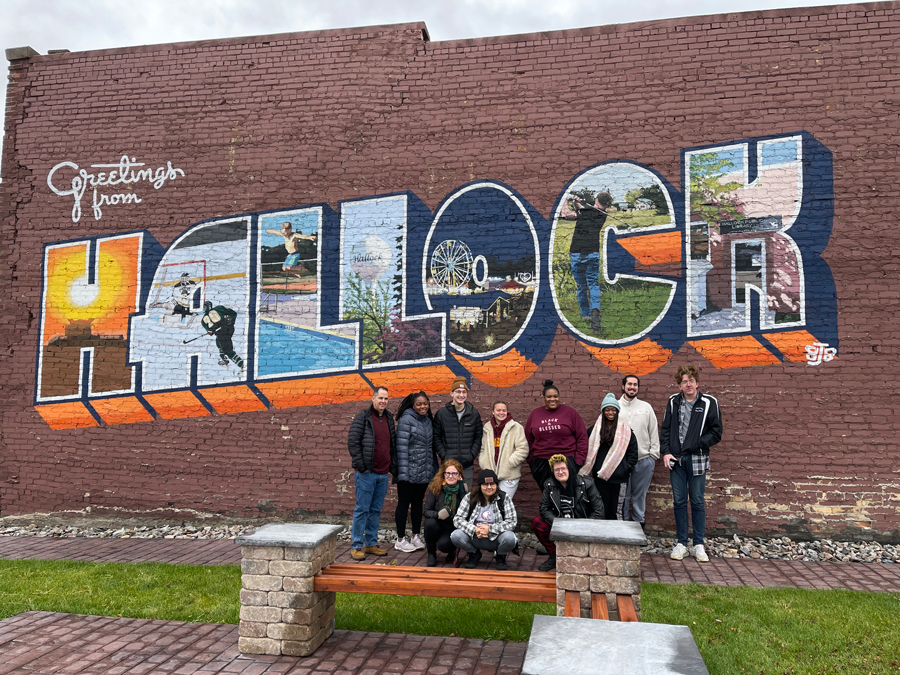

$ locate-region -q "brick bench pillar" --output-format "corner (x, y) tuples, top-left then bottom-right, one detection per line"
(550, 519), (646, 621)
(235, 523), (341, 656)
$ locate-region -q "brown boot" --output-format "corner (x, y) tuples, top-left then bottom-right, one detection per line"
(351, 548), (365, 561)
(365, 545), (388, 556)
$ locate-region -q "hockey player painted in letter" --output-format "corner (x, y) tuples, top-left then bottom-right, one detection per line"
(171, 273), (198, 321)
(201, 301), (245, 370)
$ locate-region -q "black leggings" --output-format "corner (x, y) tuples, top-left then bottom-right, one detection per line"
(395, 481), (429, 536)
(423, 517), (456, 554)
(595, 480), (624, 520)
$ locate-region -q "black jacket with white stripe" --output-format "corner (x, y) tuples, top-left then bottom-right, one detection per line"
(659, 392), (722, 459)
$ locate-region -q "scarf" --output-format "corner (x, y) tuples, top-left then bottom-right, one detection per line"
(442, 481), (462, 515)
(491, 415), (513, 465)
(580, 417), (631, 481)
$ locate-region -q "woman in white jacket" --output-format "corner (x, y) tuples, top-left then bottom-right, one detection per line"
(478, 401), (529, 501)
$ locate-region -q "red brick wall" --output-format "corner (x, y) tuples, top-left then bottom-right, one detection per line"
(1, 5), (897, 540)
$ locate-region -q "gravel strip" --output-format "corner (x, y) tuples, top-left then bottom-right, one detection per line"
(1, 524), (897, 563)
(644, 535), (899, 563)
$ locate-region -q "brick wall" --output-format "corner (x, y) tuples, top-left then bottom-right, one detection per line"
(1, 5), (897, 540)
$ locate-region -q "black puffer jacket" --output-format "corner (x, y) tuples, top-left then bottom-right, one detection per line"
(539, 473), (605, 524)
(433, 401), (482, 468)
(585, 423), (639, 484)
(347, 406), (396, 473)
(396, 408), (436, 483)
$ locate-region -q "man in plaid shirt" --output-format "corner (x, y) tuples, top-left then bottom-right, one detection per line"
(660, 364), (722, 563)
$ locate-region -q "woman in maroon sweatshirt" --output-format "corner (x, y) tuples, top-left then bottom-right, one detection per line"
(524, 380), (588, 491)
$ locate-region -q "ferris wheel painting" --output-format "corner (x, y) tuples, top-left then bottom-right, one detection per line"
(430, 240), (474, 293)
(422, 182), (540, 358)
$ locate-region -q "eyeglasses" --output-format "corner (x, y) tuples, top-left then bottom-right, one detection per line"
(481, 483), (497, 489)
(553, 467), (568, 474)
(444, 471), (460, 477)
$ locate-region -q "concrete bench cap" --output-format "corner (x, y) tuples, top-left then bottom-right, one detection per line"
(549, 519), (647, 546)
(235, 523), (343, 548)
(523, 615), (708, 675)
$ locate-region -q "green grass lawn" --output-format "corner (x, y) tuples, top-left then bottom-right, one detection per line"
(643, 583), (900, 675)
(0, 559), (241, 624)
(2, 559), (899, 673)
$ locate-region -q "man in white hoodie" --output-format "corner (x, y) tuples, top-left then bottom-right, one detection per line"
(617, 375), (659, 531)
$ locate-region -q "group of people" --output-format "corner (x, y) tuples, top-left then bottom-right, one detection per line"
(346, 365), (722, 571)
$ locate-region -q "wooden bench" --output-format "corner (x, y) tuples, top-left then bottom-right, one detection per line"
(315, 563), (557, 603)
(235, 521), (645, 658)
(317, 563), (636, 621)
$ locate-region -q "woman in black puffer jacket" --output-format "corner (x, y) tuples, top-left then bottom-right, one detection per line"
(393, 392), (438, 553)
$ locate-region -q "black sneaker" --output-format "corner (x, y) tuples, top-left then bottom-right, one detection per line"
(446, 548), (457, 565)
(590, 308), (601, 333)
(464, 550), (482, 569)
(494, 554), (508, 571)
(426, 553), (437, 567)
(538, 553), (556, 572)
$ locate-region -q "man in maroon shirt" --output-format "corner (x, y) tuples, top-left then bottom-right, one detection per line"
(347, 386), (396, 560)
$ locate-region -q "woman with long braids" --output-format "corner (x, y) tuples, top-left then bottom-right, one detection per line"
(422, 458), (468, 566)
(524, 380), (589, 491)
(580, 393), (638, 520)
(393, 391), (437, 552)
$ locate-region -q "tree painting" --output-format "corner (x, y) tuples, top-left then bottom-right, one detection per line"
(342, 271), (393, 359)
(689, 152), (746, 227)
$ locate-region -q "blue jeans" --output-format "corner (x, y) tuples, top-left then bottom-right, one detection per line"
(570, 252), (601, 316)
(669, 459), (706, 546)
(351, 471), (389, 549)
(624, 456), (656, 523)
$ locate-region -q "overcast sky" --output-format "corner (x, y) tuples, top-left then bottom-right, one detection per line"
(0, 0), (869, 164)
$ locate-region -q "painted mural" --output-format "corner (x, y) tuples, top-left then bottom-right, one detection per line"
(34, 132), (838, 429)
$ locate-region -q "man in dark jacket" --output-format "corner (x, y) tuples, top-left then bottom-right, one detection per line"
(347, 386), (396, 561)
(660, 364), (722, 563)
(531, 454), (604, 571)
(432, 377), (482, 486)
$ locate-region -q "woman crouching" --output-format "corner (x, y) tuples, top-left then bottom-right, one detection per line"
(423, 459), (468, 567)
(450, 470), (518, 570)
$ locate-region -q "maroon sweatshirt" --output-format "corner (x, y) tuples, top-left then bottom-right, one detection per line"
(524, 404), (588, 465)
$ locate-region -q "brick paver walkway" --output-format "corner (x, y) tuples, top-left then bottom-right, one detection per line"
(2, 534), (900, 592)
(0, 611), (526, 674)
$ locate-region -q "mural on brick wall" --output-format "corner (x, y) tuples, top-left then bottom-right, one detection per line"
(33, 132), (838, 430)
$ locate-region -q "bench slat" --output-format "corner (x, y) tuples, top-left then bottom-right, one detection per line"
(616, 594), (639, 622)
(314, 571), (556, 603)
(564, 591), (581, 617)
(591, 593), (609, 620)
(324, 564), (553, 583)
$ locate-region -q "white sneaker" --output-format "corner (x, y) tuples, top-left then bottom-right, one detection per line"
(410, 534), (426, 551)
(670, 543), (689, 560)
(394, 536), (416, 553)
(692, 544), (709, 562)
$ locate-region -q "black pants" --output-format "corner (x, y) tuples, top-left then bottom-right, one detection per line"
(529, 455), (580, 492)
(395, 481), (428, 536)
(423, 517), (455, 554)
(595, 480), (625, 520)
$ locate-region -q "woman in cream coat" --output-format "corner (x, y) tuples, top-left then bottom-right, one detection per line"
(478, 401), (530, 501)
